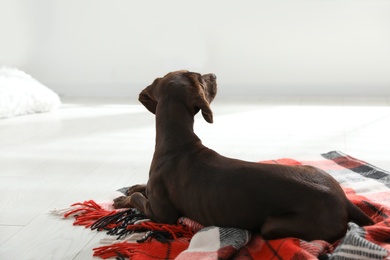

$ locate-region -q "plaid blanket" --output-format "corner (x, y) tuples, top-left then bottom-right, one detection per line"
(53, 151), (390, 259)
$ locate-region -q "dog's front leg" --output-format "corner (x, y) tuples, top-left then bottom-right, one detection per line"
(113, 184), (147, 208)
(113, 192), (149, 214)
(126, 184), (147, 196)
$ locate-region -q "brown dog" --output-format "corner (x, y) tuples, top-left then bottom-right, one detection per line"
(114, 70), (373, 242)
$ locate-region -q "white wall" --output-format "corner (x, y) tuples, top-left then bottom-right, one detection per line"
(1, 0), (389, 98)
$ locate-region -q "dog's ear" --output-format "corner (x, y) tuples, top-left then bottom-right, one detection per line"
(190, 77), (213, 123)
(139, 79), (159, 114)
(195, 93), (213, 123)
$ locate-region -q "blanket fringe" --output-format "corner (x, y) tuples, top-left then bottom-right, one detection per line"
(99, 232), (147, 244)
(63, 200), (122, 228)
(62, 200), (196, 259)
(93, 240), (189, 260)
(91, 208), (147, 233)
(87, 207), (196, 242)
(49, 206), (75, 216)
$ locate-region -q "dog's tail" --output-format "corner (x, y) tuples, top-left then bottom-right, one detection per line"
(347, 201), (374, 226)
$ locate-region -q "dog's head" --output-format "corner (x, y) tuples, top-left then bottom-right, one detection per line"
(139, 70), (217, 123)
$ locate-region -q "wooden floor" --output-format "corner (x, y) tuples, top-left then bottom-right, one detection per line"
(1, 97), (390, 259)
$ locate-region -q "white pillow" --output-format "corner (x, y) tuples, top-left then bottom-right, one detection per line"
(0, 67), (61, 119)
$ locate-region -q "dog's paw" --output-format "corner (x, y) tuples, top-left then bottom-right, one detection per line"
(113, 196), (131, 209)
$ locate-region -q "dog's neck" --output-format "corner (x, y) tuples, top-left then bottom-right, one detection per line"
(154, 99), (201, 154)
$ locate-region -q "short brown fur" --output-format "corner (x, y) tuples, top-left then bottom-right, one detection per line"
(114, 70), (373, 242)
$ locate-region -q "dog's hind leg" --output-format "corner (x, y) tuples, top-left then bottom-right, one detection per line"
(261, 213), (304, 239)
(261, 213), (346, 242)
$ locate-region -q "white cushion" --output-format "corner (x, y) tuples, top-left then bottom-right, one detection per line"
(0, 67), (61, 119)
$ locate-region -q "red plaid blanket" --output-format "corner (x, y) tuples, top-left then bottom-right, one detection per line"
(54, 151), (390, 259)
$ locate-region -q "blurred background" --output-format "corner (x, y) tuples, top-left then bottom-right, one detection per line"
(1, 0), (389, 99)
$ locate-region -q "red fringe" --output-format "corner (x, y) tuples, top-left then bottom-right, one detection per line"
(93, 240), (189, 260)
(125, 221), (195, 240)
(64, 200), (120, 228)
(64, 200), (195, 259)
